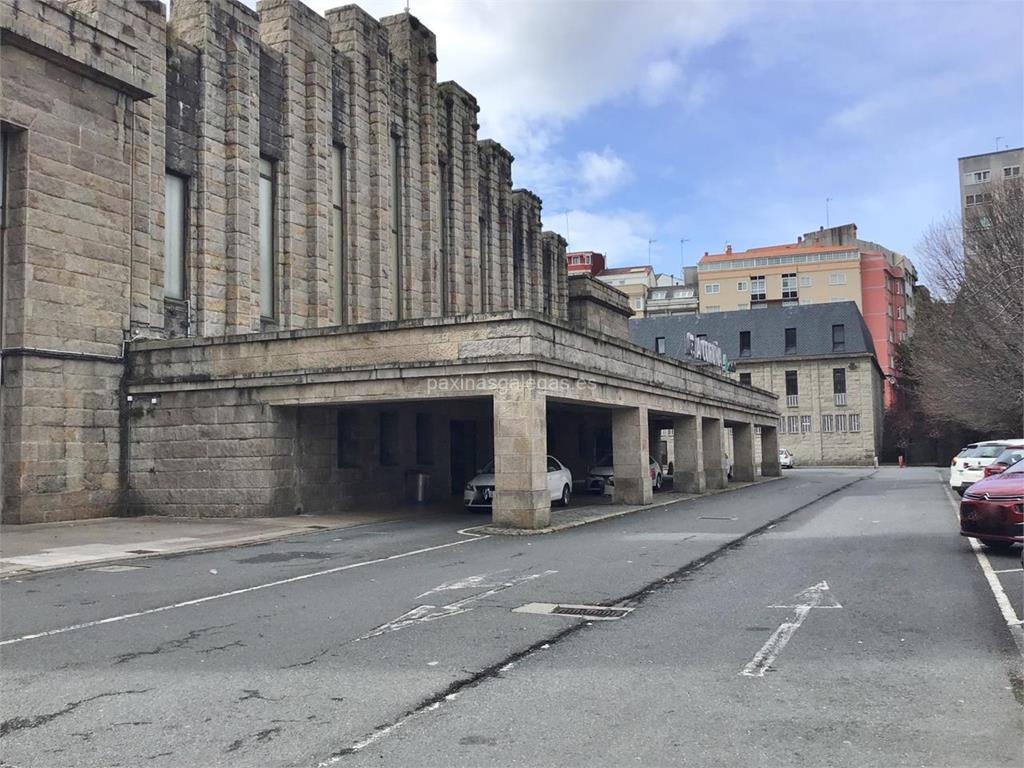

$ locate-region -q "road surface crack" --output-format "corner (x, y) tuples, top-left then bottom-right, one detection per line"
(0, 689), (151, 738)
(114, 624), (233, 664)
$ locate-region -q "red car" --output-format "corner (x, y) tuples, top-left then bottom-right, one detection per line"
(959, 459), (1024, 551)
(982, 446), (1024, 478)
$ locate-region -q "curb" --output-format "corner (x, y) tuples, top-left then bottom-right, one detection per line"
(476, 474), (786, 536)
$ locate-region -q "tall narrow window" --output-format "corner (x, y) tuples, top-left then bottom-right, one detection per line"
(832, 324), (846, 352)
(785, 370), (798, 407)
(739, 330), (751, 357)
(164, 172), (187, 300)
(259, 158), (276, 319)
(332, 145), (346, 324)
(784, 327), (797, 354)
(439, 158), (450, 315)
(655, 336), (666, 354)
(390, 133), (403, 320)
(833, 368), (847, 394)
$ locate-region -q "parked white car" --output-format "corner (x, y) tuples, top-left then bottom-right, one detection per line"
(587, 454), (663, 494)
(778, 449), (795, 469)
(464, 456), (573, 509)
(950, 440), (1023, 495)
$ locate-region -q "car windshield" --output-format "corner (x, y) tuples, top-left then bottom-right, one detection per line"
(595, 454), (613, 467)
(974, 445), (1008, 458)
(1003, 457), (1024, 475)
(995, 448), (1024, 465)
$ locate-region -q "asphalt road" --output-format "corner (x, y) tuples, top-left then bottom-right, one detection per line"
(1, 468), (1020, 768)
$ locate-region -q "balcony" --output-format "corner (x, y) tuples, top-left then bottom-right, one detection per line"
(786, 394), (799, 407)
(834, 392), (846, 406)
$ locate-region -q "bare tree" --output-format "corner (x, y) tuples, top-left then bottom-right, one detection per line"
(913, 179), (1023, 435)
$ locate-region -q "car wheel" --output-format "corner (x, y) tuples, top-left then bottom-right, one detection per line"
(558, 484), (571, 507)
(653, 473), (662, 491)
(980, 539), (1015, 552)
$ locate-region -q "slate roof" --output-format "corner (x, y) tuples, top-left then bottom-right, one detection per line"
(629, 302), (877, 363)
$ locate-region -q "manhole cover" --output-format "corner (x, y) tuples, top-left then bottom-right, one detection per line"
(513, 603), (633, 621)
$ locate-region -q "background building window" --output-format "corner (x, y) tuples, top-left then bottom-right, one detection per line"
(787, 415), (799, 433)
(332, 145), (347, 324)
(164, 173), (187, 300)
(739, 372), (752, 386)
(739, 330), (751, 357)
(835, 413), (848, 433)
(259, 158), (276, 319)
(778, 416), (787, 434)
(833, 367), (846, 394)
(781, 272), (797, 300)
(832, 324), (846, 352)
(750, 275), (766, 302)
(821, 414), (834, 433)
(799, 275), (812, 287)
(828, 272), (847, 285)
(784, 327), (797, 354)
(849, 414), (861, 432)
(736, 280), (748, 292)
(704, 283), (720, 294)
(705, 305), (720, 312)
(800, 415), (811, 433)
(785, 370), (798, 406)
(1004, 165), (1021, 178)
(655, 336), (666, 354)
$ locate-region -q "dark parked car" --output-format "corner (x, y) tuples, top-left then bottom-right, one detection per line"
(959, 459), (1024, 551)
(982, 446), (1024, 478)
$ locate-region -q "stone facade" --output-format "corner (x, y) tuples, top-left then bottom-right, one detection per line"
(0, 0), (781, 526)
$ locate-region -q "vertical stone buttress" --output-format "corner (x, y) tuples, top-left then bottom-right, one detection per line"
(326, 7), (389, 323)
(542, 231), (568, 321)
(437, 83), (480, 316)
(477, 141), (514, 313)
(381, 13), (440, 319)
(512, 189), (543, 312)
(258, 0), (332, 328)
(172, 0), (262, 336)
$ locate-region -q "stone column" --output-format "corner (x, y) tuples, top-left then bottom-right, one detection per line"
(612, 406), (652, 505)
(760, 425), (782, 477)
(702, 416), (725, 489)
(733, 422), (756, 482)
(672, 414), (704, 493)
(492, 387), (549, 529)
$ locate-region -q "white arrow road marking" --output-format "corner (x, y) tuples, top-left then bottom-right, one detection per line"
(741, 581), (841, 678)
(358, 570), (557, 641)
(415, 570), (512, 599)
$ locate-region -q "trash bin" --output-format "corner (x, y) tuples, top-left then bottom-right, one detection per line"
(406, 470), (431, 503)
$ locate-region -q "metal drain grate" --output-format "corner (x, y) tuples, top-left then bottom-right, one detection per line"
(513, 603), (633, 621)
(552, 605), (631, 619)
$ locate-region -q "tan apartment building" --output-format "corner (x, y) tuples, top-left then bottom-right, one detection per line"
(595, 265), (655, 316)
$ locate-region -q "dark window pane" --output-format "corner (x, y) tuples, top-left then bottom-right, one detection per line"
(784, 327), (797, 354)
(785, 370), (798, 396)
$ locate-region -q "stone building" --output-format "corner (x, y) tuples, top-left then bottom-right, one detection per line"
(631, 303), (884, 466)
(1, 0), (780, 528)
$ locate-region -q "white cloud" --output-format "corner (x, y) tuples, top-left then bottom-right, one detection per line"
(577, 147), (632, 202)
(550, 209), (655, 266)
(640, 59), (682, 106)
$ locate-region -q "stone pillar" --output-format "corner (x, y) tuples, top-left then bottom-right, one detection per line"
(672, 414), (704, 493)
(492, 387), (549, 529)
(760, 425), (781, 477)
(702, 416), (725, 489)
(733, 422), (756, 482)
(612, 406), (652, 505)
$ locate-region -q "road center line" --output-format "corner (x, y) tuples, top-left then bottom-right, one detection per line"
(941, 476), (1023, 657)
(0, 533), (490, 647)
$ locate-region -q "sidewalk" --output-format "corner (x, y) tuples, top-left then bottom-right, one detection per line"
(0, 476), (782, 577)
(0, 508), (434, 579)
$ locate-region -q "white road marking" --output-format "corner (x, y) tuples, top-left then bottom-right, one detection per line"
(0, 533), (490, 648)
(415, 570), (511, 599)
(942, 479), (1024, 657)
(0, 538), (201, 570)
(358, 571), (557, 641)
(741, 581), (841, 678)
(992, 568), (1023, 574)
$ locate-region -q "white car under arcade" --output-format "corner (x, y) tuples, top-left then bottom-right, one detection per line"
(587, 454), (664, 494)
(464, 456), (574, 510)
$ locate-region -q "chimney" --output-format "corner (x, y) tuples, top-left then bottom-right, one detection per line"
(725, 244), (732, 254)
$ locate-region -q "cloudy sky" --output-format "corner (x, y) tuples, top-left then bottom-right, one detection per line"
(295, 0), (1023, 276)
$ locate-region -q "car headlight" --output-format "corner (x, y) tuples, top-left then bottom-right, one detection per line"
(465, 482), (474, 491)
